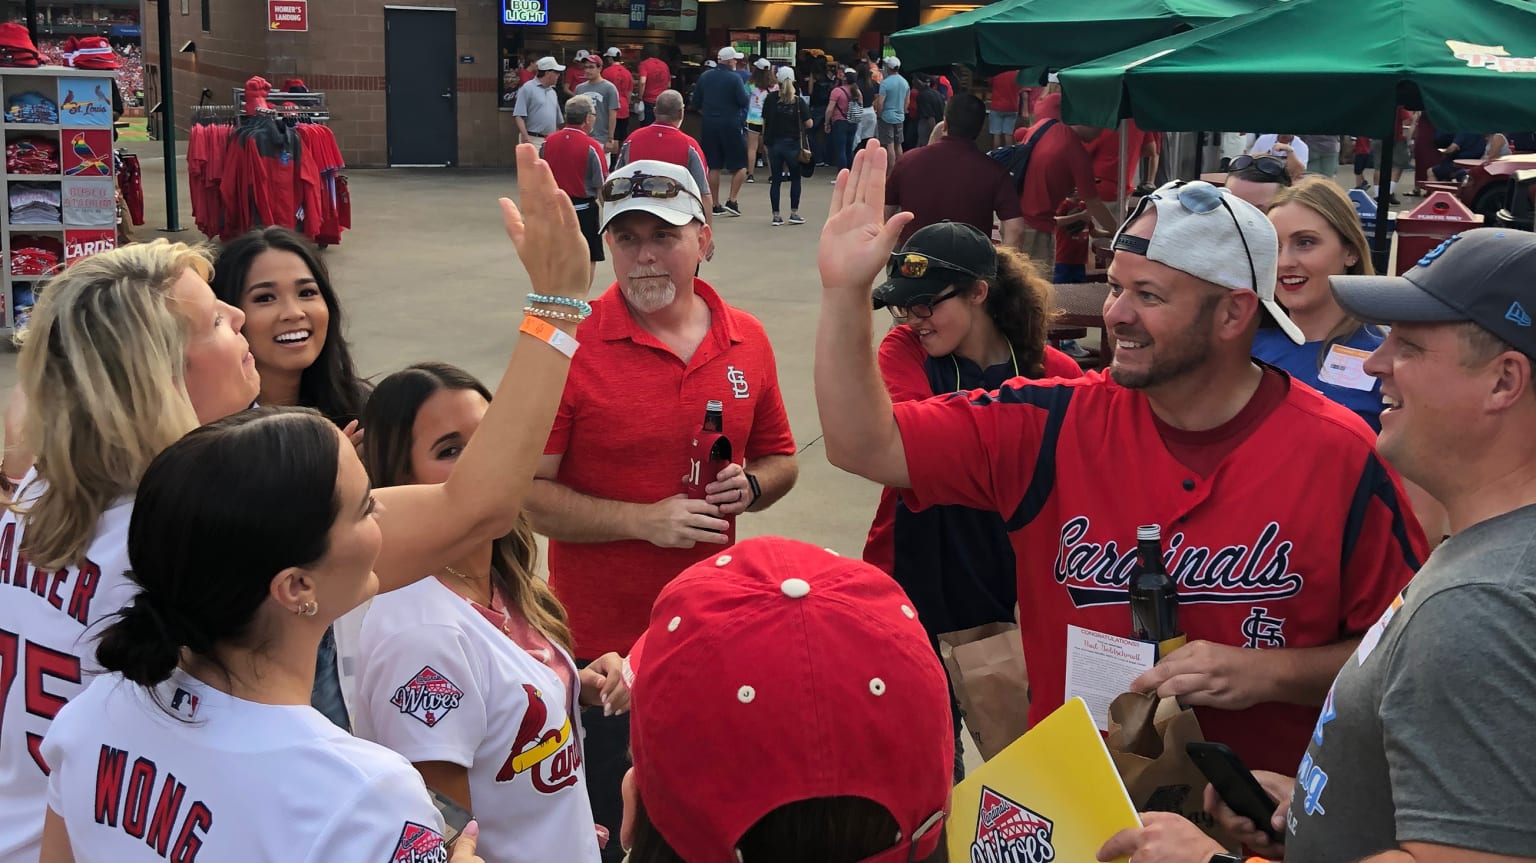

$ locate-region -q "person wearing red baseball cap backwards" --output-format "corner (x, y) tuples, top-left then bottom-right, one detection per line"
(619, 536), (953, 863)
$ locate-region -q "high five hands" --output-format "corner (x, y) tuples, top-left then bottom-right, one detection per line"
(818, 140), (913, 295)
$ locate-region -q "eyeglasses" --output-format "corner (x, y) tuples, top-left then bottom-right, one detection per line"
(1227, 153), (1288, 178)
(888, 288), (961, 320)
(599, 173), (704, 207)
(1117, 180), (1258, 293)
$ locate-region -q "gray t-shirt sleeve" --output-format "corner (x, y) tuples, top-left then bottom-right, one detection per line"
(1381, 582), (1536, 855)
(686, 148), (708, 197)
(513, 86), (530, 118)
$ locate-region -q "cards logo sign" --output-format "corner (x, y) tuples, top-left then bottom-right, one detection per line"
(971, 786), (1056, 863)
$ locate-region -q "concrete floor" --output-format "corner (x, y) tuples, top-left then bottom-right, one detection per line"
(1, 140), (888, 553)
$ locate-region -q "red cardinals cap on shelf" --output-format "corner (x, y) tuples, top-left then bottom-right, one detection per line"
(627, 537), (953, 863)
(0, 24), (42, 68)
(64, 35), (117, 69)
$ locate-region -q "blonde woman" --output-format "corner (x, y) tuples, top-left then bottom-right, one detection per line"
(0, 144), (591, 862)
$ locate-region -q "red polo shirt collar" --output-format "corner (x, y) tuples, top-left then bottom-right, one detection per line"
(595, 277), (742, 367)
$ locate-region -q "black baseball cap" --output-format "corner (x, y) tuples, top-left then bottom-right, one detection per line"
(1330, 228), (1536, 358)
(872, 221), (996, 310)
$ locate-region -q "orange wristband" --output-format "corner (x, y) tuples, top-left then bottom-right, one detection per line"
(519, 315), (580, 359)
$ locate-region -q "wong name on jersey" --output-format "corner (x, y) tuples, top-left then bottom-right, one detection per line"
(92, 745), (213, 861)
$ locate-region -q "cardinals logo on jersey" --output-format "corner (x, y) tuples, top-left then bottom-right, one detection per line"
(1053, 517), (1304, 608)
(390, 821), (449, 863)
(391, 666), (464, 728)
(727, 365), (750, 399)
(494, 683), (581, 793)
(970, 786), (1056, 863)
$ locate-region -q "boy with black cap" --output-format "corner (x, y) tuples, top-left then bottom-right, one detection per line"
(816, 143), (1426, 777)
(1100, 226), (1536, 863)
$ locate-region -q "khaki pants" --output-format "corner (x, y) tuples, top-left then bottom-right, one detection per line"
(1022, 229), (1055, 276)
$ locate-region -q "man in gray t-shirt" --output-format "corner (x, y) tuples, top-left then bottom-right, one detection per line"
(1098, 227), (1536, 863)
(575, 57), (621, 151)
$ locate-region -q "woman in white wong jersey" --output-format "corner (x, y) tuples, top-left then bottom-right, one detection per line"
(44, 409), (486, 862)
(0, 145), (590, 863)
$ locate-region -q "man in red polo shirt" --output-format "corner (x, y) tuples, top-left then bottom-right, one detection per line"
(636, 45), (671, 127)
(601, 47), (634, 153)
(1082, 119), (1152, 204)
(1013, 116), (1118, 269)
(885, 93), (1024, 248)
(541, 94), (608, 289)
(616, 88), (714, 252)
(526, 158), (798, 862)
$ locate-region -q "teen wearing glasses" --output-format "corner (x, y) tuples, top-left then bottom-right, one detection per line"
(816, 151), (1426, 777)
(524, 159), (799, 861)
(861, 221), (1081, 780)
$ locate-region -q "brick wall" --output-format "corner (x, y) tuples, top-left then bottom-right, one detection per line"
(147, 0), (519, 167)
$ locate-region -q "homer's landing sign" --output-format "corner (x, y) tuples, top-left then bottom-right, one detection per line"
(269, 0), (308, 31)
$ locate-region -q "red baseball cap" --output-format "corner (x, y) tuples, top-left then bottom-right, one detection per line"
(628, 537), (954, 863)
(65, 36), (117, 69)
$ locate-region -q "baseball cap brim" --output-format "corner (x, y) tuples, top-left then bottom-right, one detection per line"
(599, 195), (703, 232)
(1260, 297), (1307, 345)
(1328, 273), (1464, 325)
(871, 273), (961, 310)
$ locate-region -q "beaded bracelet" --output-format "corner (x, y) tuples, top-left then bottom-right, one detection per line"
(523, 305), (588, 323)
(527, 292), (593, 318)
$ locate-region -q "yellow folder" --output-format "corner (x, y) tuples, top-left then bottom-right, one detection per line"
(949, 697), (1142, 863)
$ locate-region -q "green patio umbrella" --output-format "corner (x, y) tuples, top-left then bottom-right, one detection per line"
(888, 0), (1269, 75)
(1058, 0), (1536, 266)
(1059, 0), (1536, 136)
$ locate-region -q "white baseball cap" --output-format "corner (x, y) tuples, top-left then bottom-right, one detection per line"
(535, 56), (565, 73)
(775, 65), (794, 83)
(883, 56), (901, 68)
(753, 57), (771, 70)
(599, 160), (708, 231)
(604, 47), (622, 58)
(1111, 180), (1302, 344)
(704, 59), (717, 67)
(718, 47), (744, 62)
(574, 49), (591, 61)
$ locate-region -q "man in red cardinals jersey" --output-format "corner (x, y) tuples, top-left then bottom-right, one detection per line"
(615, 89), (712, 249)
(815, 144), (1426, 776)
(542, 95), (608, 289)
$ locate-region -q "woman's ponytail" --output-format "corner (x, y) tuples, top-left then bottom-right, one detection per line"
(96, 594), (188, 687)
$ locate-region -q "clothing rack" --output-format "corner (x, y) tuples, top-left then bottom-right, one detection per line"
(231, 89), (330, 123)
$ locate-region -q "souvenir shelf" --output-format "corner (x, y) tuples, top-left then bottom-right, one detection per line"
(0, 65), (119, 337)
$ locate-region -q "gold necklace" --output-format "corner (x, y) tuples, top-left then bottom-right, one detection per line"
(443, 565), (493, 604)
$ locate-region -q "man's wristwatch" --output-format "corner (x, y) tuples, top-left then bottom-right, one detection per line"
(745, 472), (762, 507)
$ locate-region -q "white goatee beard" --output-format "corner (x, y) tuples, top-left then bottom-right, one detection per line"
(621, 279), (677, 313)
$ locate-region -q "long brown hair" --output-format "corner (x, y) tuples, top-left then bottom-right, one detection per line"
(1267, 176), (1382, 364)
(362, 362), (573, 653)
(957, 245), (1057, 378)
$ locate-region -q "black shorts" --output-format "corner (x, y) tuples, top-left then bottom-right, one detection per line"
(574, 197), (604, 262)
(700, 120), (748, 172)
(1354, 152), (1375, 173)
(614, 117), (630, 142)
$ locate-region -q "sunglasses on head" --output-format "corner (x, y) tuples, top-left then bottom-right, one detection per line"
(1227, 153), (1288, 178)
(888, 251), (981, 281)
(1115, 181), (1258, 294)
(599, 174), (704, 207)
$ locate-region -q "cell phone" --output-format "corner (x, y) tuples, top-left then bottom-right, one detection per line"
(427, 787), (473, 847)
(1184, 742), (1284, 845)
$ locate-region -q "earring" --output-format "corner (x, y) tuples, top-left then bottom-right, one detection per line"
(297, 600), (318, 617)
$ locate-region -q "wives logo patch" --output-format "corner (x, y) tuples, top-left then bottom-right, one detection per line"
(971, 786), (1056, 863)
(390, 821), (448, 863)
(391, 666), (464, 727)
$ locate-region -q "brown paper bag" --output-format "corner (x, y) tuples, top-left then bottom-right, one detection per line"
(938, 623), (1029, 760)
(1106, 691), (1234, 849)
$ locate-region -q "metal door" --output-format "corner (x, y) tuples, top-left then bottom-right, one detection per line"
(385, 7), (457, 166)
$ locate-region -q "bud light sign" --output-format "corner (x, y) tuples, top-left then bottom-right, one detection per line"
(502, 0), (548, 25)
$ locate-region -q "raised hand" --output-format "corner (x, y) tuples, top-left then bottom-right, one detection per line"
(818, 139), (913, 296)
(500, 143), (593, 303)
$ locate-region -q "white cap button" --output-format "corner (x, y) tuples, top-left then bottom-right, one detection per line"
(781, 578), (811, 599)
(667, 616), (681, 632)
(738, 685), (756, 703)
(715, 555), (732, 566)
(901, 604), (915, 619)
(869, 677), (886, 696)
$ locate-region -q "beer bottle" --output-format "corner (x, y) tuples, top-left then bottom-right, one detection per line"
(1128, 524), (1185, 658)
(684, 401), (733, 538)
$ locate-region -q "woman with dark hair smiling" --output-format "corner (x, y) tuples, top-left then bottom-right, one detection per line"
(211, 227), (373, 727)
(211, 226), (371, 429)
(351, 362), (626, 863)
